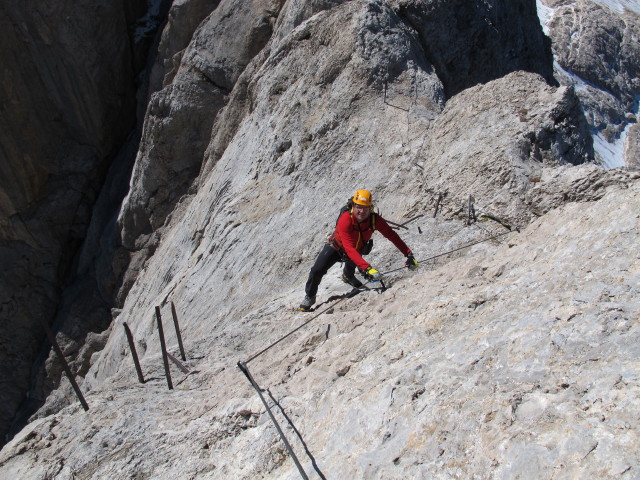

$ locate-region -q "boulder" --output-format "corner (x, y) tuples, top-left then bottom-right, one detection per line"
(415, 71), (594, 225)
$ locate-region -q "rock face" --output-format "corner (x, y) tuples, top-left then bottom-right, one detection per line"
(1, 167), (638, 479)
(119, 0), (286, 246)
(0, 0), (156, 442)
(543, 0), (640, 164)
(413, 71), (593, 226)
(120, 0), (558, 259)
(628, 123), (640, 168)
(0, 0), (638, 477)
(397, 0), (556, 97)
(549, 1), (639, 110)
(147, 0), (223, 96)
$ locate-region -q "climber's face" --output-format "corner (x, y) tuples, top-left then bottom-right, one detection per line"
(353, 204), (370, 223)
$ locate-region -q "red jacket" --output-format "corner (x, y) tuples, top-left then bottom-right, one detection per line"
(332, 210), (411, 270)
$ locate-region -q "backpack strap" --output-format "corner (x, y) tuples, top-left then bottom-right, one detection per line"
(335, 198), (354, 227)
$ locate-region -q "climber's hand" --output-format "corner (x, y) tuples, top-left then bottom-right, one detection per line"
(406, 252), (419, 271)
(364, 266), (382, 282)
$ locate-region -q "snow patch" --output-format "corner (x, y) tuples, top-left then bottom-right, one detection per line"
(553, 61), (602, 94)
(554, 63), (631, 168)
(593, 131), (627, 168)
(536, 0), (637, 170)
(536, 0), (555, 34)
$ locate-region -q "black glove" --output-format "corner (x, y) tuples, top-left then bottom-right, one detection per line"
(405, 252), (418, 270)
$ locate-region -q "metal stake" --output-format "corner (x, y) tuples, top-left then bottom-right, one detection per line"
(167, 352), (189, 374)
(399, 214), (424, 227)
(238, 362), (308, 480)
(155, 306), (173, 390)
(39, 319), (89, 411)
(123, 322), (145, 384)
(467, 195), (477, 225)
(170, 301), (186, 361)
(434, 192), (443, 218)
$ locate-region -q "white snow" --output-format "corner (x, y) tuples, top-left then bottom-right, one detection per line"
(535, 0), (555, 34)
(593, 131), (627, 168)
(553, 62), (632, 168)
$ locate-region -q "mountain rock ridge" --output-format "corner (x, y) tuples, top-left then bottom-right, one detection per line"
(0, 171), (637, 479)
(0, 0), (638, 477)
(541, 0), (640, 166)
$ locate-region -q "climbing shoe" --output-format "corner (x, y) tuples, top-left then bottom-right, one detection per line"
(299, 295), (316, 312)
(341, 274), (363, 289)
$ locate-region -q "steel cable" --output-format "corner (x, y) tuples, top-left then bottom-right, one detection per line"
(243, 227), (517, 365)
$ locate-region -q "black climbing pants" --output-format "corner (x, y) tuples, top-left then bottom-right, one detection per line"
(305, 244), (357, 298)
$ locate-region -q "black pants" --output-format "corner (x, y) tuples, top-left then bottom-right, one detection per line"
(305, 244), (356, 298)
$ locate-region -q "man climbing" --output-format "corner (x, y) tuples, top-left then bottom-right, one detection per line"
(299, 189), (419, 311)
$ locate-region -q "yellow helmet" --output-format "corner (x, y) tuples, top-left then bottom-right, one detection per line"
(352, 189), (373, 207)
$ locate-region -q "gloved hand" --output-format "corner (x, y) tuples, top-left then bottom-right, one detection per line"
(405, 252), (419, 271)
(363, 266), (383, 282)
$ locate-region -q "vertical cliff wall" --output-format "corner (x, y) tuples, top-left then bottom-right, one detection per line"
(0, 0), (165, 443)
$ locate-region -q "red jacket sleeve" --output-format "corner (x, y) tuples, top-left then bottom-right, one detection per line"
(375, 215), (412, 256)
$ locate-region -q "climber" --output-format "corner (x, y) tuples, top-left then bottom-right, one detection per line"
(299, 189), (419, 311)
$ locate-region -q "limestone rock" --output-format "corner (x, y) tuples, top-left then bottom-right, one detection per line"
(118, 0), (286, 251)
(396, 0), (555, 98)
(148, 0), (223, 94)
(627, 123), (640, 168)
(549, 1), (639, 109)
(0, 0), (151, 443)
(271, 0), (349, 44)
(546, 0), (640, 162)
(1, 172), (637, 480)
(414, 71), (594, 226)
(2, 0), (639, 478)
